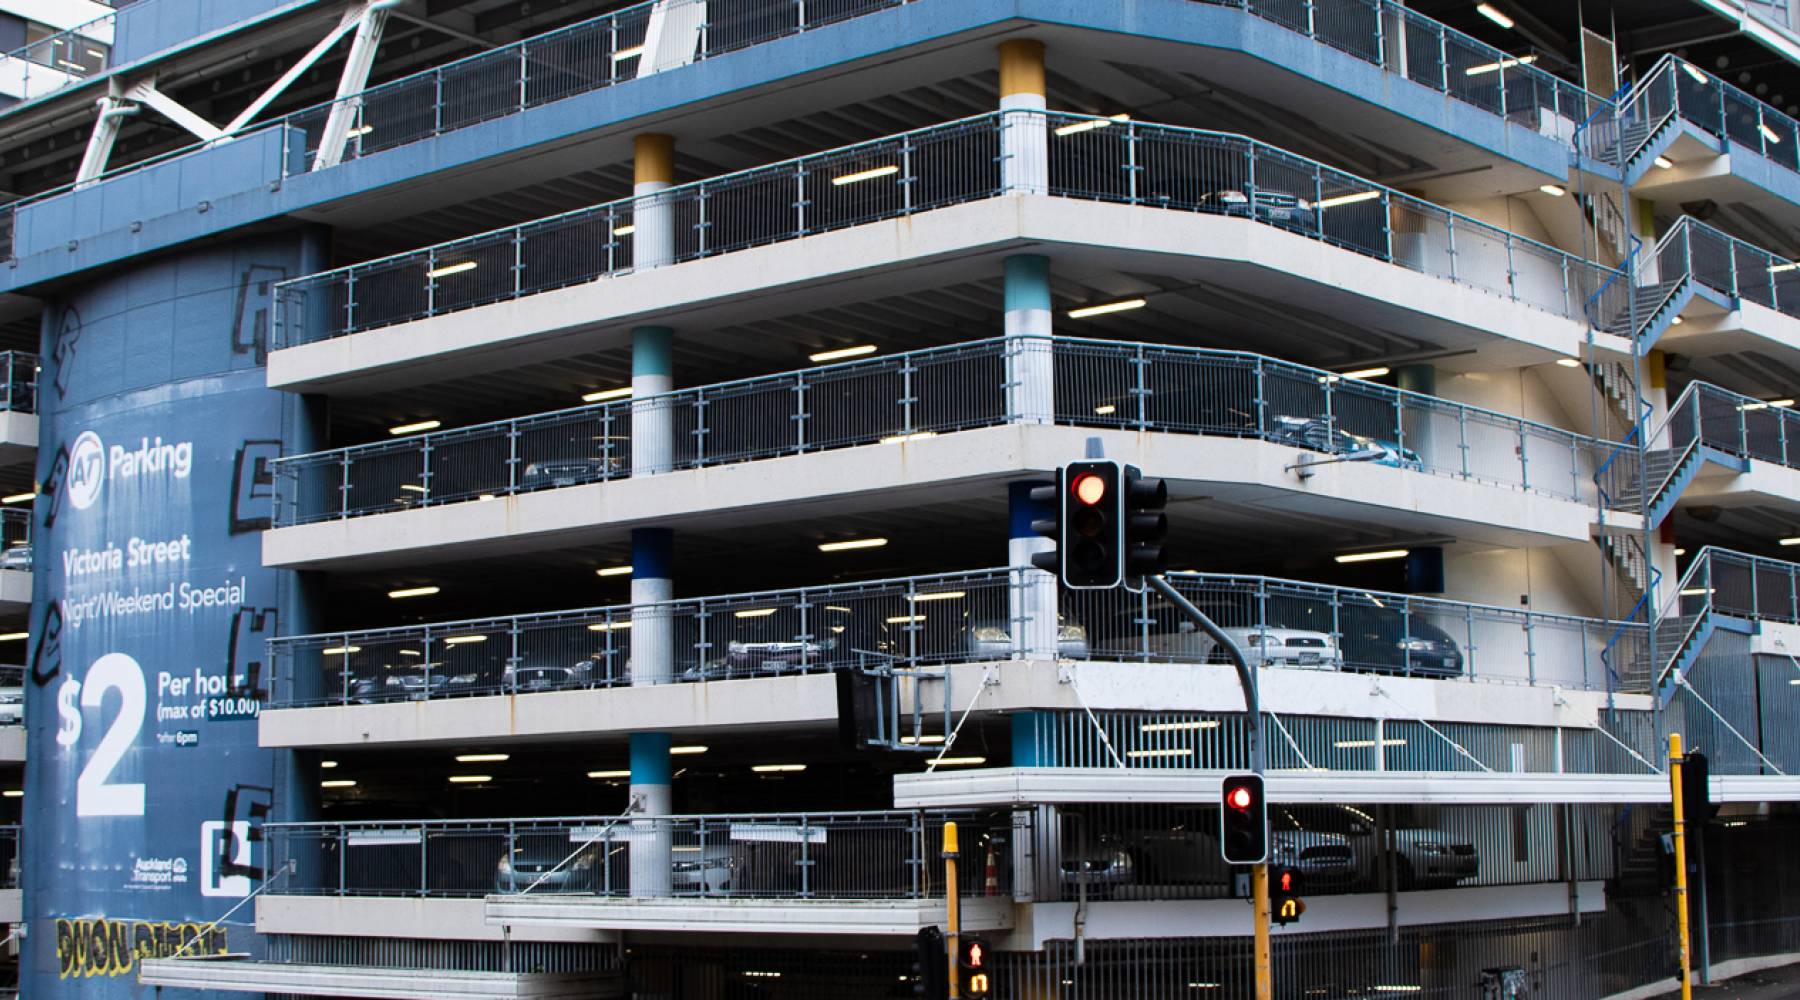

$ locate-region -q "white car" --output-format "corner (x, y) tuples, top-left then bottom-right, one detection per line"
(1146, 619), (1344, 670)
(0, 546), (29, 571)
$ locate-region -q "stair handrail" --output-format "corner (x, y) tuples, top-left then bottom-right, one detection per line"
(1650, 548), (1724, 692)
(1599, 563), (1661, 691)
(1612, 57), (1683, 167)
(1584, 229), (1643, 335)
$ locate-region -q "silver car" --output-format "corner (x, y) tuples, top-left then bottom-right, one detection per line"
(1146, 619), (1344, 670)
(967, 620), (1090, 659)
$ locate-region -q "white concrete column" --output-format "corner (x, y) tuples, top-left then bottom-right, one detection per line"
(999, 39), (1048, 195)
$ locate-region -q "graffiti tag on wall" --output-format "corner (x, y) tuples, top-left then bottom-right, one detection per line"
(54, 916), (227, 978)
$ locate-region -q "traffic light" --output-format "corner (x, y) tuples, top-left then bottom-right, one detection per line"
(1122, 464), (1168, 591)
(912, 927), (948, 1000)
(1271, 866), (1306, 926)
(1682, 750), (1717, 824)
(1062, 460), (1122, 588)
(1219, 774), (1268, 864)
(959, 937), (992, 997)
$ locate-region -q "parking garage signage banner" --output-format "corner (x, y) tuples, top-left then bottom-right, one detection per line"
(23, 237), (301, 995)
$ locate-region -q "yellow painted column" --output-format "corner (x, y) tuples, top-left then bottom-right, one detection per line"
(998, 40), (1048, 194)
(633, 133), (676, 269)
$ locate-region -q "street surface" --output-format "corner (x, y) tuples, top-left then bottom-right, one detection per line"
(1649, 963), (1800, 999)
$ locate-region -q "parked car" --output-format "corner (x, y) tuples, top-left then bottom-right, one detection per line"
(495, 838), (605, 894)
(1267, 416), (1423, 470)
(0, 684), (21, 725)
(966, 620), (1090, 659)
(0, 546), (29, 571)
(724, 638), (836, 673)
(1335, 602), (1464, 678)
(347, 662), (483, 704)
(520, 456), (618, 491)
(671, 843), (739, 895)
(502, 657), (600, 692)
(1145, 617), (1344, 670)
(1198, 185), (1318, 232)
(1058, 834), (1138, 899)
(1292, 805), (1479, 890)
(1092, 806), (1358, 893)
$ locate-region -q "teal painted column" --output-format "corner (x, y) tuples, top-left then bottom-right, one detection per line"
(1005, 254), (1053, 423)
(631, 325), (674, 475)
(629, 731), (673, 897)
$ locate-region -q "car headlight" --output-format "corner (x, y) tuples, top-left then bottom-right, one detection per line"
(1214, 190), (1248, 204)
(571, 852), (597, 871)
(727, 642), (747, 653)
(449, 673), (478, 684)
(1058, 625), (1086, 641)
(972, 627), (1010, 643)
(1245, 634), (1269, 646)
(496, 858), (513, 874)
(1110, 850), (1133, 870)
(1274, 842), (1296, 856)
(522, 464), (542, 476)
(1397, 638), (1435, 652)
(383, 676), (406, 687)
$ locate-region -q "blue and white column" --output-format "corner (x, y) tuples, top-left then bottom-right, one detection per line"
(630, 527), (673, 686)
(628, 731), (673, 898)
(631, 325), (674, 476)
(1011, 710), (1057, 902)
(1009, 480), (1059, 660)
(1005, 254), (1054, 424)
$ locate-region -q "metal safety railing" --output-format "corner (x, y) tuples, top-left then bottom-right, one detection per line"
(1608, 216), (1800, 338)
(1597, 54), (1800, 176)
(1595, 380), (1793, 518)
(1192, 0), (1602, 133)
(1667, 546), (1800, 628)
(266, 566), (1637, 709)
(1020, 709), (1661, 776)
(0, 666), (20, 729)
(267, 336), (1617, 527)
(0, 12), (112, 105)
(0, 510), (27, 553)
(0, 0), (1596, 261)
(0, 824), (16, 888)
(265, 809), (1017, 900)
(271, 111), (1623, 345)
(0, 353), (38, 414)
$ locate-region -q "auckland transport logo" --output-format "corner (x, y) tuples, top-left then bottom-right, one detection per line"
(63, 431), (195, 512)
(66, 432), (104, 511)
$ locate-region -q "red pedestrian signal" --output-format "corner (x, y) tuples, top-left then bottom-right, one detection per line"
(1272, 866), (1305, 926)
(960, 937), (992, 997)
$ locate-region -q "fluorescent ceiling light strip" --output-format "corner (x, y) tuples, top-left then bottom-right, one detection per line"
(1464, 55), (1535, 76)
(1052, 113), (1130, 137)
(1068, 298), (1147, 319)
(583, 387), (632, 402)
(819, 537), (888, 552)
(596, 565), (633, 577)
(426, 260), (478, 279)
(831, 165), (899, 186)
(1334, 549), (1409, 564)
(1316, 190), (1381, 210)
(389, 420), (441, 435)
(809, 344), (877, 363)
(1475, 3), (1514, 29)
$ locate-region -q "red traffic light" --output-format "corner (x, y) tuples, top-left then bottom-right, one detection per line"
(1227, 786), (1254, 811)
(1072, 473), (1107, 506)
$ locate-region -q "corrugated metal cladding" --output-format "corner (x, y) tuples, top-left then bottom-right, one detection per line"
(21, 233), (315, 997)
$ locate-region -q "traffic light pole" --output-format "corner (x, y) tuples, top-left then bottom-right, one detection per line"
(945, 821), (961, 1000)
(1669, 734), (1693, 1000)
(1145, 574), (1271, 998)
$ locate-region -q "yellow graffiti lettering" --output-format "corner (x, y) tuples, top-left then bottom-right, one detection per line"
(54, 916), (227, 979)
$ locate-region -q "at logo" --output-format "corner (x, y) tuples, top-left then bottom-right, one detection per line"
(66, 431), (104, 511)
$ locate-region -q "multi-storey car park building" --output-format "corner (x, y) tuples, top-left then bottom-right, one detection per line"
(13, 0), (1800, 996)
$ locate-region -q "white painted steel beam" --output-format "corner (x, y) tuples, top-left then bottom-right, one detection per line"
(138, 958), (621, 998)
(221, 7), (367, 137)
(313, 6), (393, 171)
(122, 81), (223, 142)
(891, 767), (1800, 808)
(484, 895), (1015, 935)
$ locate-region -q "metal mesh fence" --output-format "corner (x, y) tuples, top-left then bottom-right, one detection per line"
(271, 336), (1612, 526)
(272, 113), (1618, 346)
